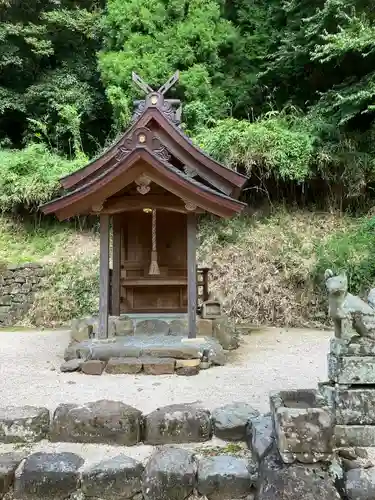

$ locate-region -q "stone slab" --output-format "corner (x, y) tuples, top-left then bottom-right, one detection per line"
(105, 357), (143, 374)
(212, 403), (259, 441)
(81, 360), (106, 375)
(0, 406), (50, 443)
(328, 354), (375, 384)
(330, 338), (375, 357)
(142, 357), (175, 375)
(197, 455), (254, 499)
(67, 335), (225, 365)
(50, 400), (142, 445)
(142, 448), (196, 500)
(14, 452), (84, 500)
(335, 425), (375, 447)
(60, 359), (83, 373)
(335, 387), (375, 425)
(144, 404), (212, 445)
(176, 366), (200, 376)
(81, 455), (144, 500)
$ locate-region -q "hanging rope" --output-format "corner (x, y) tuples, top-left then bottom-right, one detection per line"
(149, 209), (160, 275)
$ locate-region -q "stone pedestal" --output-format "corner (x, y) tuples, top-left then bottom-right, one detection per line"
(322, 338), (375, 447)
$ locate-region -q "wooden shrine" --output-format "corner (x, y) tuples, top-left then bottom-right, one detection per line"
(41, 72), (248, 338)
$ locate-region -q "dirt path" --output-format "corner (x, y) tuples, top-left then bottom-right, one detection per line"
(0, 326), (331, 414)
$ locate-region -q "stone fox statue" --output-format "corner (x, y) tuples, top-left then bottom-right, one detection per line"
(324, 269), (375, 341)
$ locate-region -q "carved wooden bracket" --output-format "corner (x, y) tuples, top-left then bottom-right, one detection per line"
(115, 128), (171, 163)
(135, 175), (151, 195)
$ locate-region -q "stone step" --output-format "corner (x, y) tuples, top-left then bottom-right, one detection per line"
(0, 440), (256, 500)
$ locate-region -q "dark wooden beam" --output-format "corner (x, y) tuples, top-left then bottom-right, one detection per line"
(187, 213), (197, 338)
(99, 214), (110, 338)
(103, 195), (187, 214)
(111, 214), (121, 316)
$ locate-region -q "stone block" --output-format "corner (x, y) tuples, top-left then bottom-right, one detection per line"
(81, 360), (106, 375)
(50, 400), (142, 445)
(335, 425), (375, 447)
(345, 467), (375, 500)
(270, 389), (334, 464)
(212, 403), (259, 441)
(198, 456), (254, 499)
(331, 337), (375, 357)
(246, 413), (274, 463)
(328, 353), (375, 384)
(60, 359), (83, 373)
(105, 357), (143, 374)
(168, 319), (188, 335)
(144, 404), (211, 444)
(81, 455), (144, 500)
(0, 406), (50, 443)
(142, 357), (175, 375)
(114, 316), (134, 336)
(196, 318), (213, 337)
(175, 359), (200, 368)
(0, 452), (26, 497)
(135, 319), (170, 335)
(13, 452), (83, 500)
(142, 448), (196, 500)
(257, 458), (340, 500)
(335, 387), (375, 425)
(176, 365), (200, 376)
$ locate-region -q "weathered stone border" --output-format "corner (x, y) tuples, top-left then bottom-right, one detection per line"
(1, 447), (258, 500)
(0, 401), (258, 446)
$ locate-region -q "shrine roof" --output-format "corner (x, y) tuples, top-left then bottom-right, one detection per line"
(40, 72), (248, 220)
(41, 147), (247, 220)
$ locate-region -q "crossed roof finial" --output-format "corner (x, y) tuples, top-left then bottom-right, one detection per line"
(132, 71), (180, 96)
(131, 71), (182, 126)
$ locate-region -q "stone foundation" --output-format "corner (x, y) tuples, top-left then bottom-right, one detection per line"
(62, 335), (226, 376)
(0, 263), (45, 326)
(69, 314), (239, 351)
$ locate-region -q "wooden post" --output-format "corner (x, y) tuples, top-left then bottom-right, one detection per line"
(99, 214), (110, 339)
(187, 213), (197, 338)
(111, 214), (121, 316)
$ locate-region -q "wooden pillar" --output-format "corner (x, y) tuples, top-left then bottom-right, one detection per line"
(111, 214), (121, 316)
(187, 213), (197, 338)
(99, 214), (110, 339)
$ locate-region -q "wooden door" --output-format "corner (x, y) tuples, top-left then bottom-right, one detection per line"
(120, 211), (188, 313)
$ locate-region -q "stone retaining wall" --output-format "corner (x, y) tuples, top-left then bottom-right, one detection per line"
(0, 263), (45, 326)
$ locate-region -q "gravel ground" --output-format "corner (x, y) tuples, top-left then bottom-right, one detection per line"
(0, 326), (331, 413)
(0, 326), (332, 462)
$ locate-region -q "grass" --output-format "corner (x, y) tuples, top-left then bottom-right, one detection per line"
(0, 216), (75, 264)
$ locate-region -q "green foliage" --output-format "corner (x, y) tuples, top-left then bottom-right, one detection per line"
(0, 216), (75, 264)
(314, 217), (375, 295)
(0, 143), (85, 211)
(195, 112), (317, 182)
(99, 0), (236, 131)
(0, 0), (110, 154)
